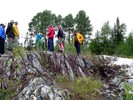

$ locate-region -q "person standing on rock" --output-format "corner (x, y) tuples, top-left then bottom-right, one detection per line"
(0, 24), (6, 55)
(47, 25), (55, 52)
(72, 30), (84, 56)
(34, 31), (42, 50)
(57, 27), (65, 52)
(6, 20), (15, 51)
(13, 21), (20, 46)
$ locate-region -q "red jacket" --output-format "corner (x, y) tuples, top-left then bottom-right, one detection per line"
(47, 26), (54, 38)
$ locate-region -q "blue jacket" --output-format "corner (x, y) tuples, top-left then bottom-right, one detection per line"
(0, 25), (6, 40)
(36, 33), (42, 41)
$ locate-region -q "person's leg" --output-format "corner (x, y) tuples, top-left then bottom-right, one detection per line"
(61, 42), (64, 52)
(0, 38), (5, 54)
(14, 37), (19, 47)
(60, 39), (64, 52)
(75, 41), (78, 55)
(48, 38), (54, 52)
(48, 38), (50, 51)
(75, 41), (80, 56)
(36, 40), (39, 50)
(51, 38), (54, 51)
(58, 38), (62, 52)
(39, 40), (42, 50)
(8, 37), (13, 51)
(77, 42), (80, 56)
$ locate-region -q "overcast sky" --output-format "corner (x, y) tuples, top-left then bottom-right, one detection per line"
(0, 0), (133, 38)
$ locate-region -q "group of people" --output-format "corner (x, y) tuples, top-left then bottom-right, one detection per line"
(45, 25), (84, 56)
(34, 26), (65, 52)
(33, 25), (84, 56)
(47, 25), (65, 52)
(0, 21), (84, 56)
(0, 20), (20, 55)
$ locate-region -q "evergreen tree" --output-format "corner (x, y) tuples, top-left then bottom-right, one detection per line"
(116, 32), (133, 56)
(89, 31), (102, 54)
(112, 17), (126, 50)
(28, 10), (55, 47)
(62, 14), (74, 44)
(75, 10), (93, 45)
(90, 22), (113, 55)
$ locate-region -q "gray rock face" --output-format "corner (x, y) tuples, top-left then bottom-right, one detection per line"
(17, 77), (70, 100)
(0, 51), (132, 100)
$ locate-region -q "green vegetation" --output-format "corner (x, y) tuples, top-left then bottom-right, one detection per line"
(8, 9), (133, 99)
(27, 9), (133, 58)
(89, 18), (133, 58)
(64, 44), (76, 55)
(124, 83), (133, 100)
(56, 76), (102, 99)
(13, 45), (26, 58)
(28, 10), (92, 48)
(0, 46), (25, 100)
(70, 77), (102, 99)
(0, 79), (21, 100)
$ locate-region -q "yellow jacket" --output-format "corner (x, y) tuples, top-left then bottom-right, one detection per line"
(77, 33), (84, 43)
(13, 24), (19, 37)
(72, 33), (84, 45)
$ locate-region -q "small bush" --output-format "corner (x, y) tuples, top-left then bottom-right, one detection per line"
(70, 77), (102, 99)
(64, 44), (76, 54)
(124, 83), (133, 100)
(56, 76), (102, 99)
(0, 79), (20, 100)
(13, 45), (26, 58)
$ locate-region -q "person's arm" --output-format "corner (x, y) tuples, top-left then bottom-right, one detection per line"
(0, 28), (6, 40)
(14, 26), (19, 37)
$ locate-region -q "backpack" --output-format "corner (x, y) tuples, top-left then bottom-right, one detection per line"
(77, 33), (84, 43)
(58, 29), (65, 38)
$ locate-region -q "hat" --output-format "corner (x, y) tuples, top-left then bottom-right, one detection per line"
(0, 23), (6, 28)
(11, 20), (14, 22)
(14, 21), (18, 25)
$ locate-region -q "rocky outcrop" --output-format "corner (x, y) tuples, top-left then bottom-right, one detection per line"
(0, 51), (132, 100)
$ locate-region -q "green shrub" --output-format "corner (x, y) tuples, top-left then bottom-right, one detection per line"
(0, 79), (19, 100)
(70, 77), (102, 98)
(56, 75), (69, 83)
(56, 76), (102, 99)
(64, 44), (76, 54)
(13, 45), (26, 58)
(124, 83), (133, 100)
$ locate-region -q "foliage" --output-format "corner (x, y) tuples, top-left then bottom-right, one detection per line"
(13, 45), (26, 58)
(64, 43), (76, 54)
(63, 43), (91, 56)
(75, 10), (93, 45)
(28, 9), (93, 46)
(62, 14), (75, 44)
(28, 10), (56, 47)
(124, 83), (133, 100)
(113, 17), (126, 47)
(89, 18), (127, 56)
(70, 77), (102, 98)
(89, 23), (113, 55)
(27, 9), (133, 58)
(0, 79), (20, 100)
(56, 75), (69, 84)
(24, 32), (35, 50)
(56, 76), (102, 99)
(115, 32), (133, 57)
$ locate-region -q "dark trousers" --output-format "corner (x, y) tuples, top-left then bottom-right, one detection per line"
(0, 37), (5, 54)
(48, 38), (54, 51)
(75, 41), (80, 55)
